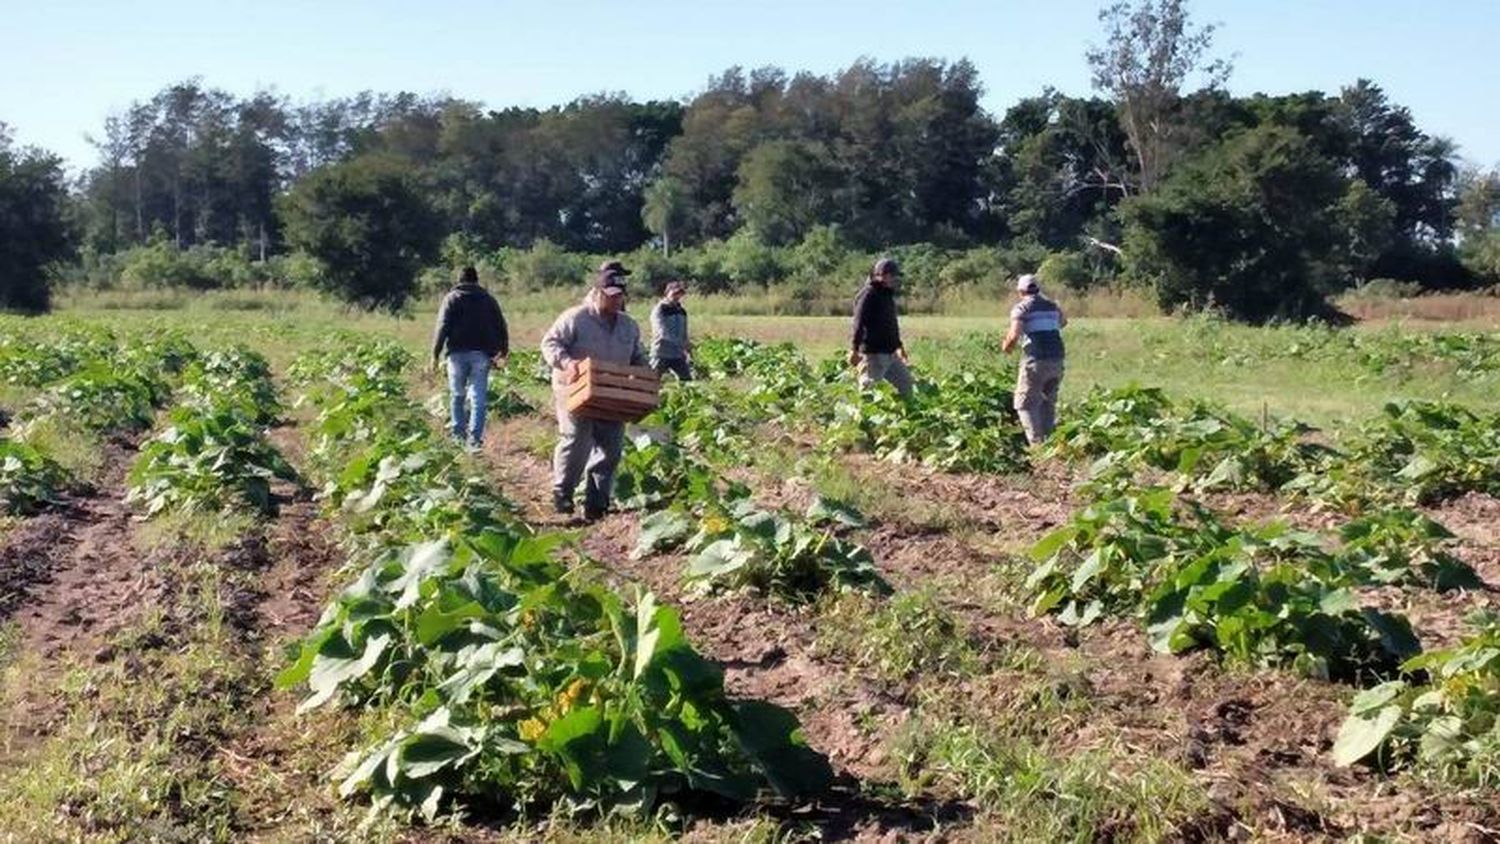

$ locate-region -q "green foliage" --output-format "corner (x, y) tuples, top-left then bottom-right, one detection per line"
(127, 345), (294, 516)
(1028, 487), (1423, 681)
(826, 369), (1030, 474)
(1336, 509), (1480, 592)
(0, 438), (69, 513)
(1037, 250), (1094, 292)
(283, 339), (834, 819)
(282, 540), (832, 816)
(1288, 401), (1500, 508)
(127, 406), (296, 516)
(676, 496), (888, 601)
(1121, 124), (1393, 322)
(1048, 385), (1328, 492)
(1334, 612), (1500, 785)
(278, 154), (443, 312)
(0, 128), (73, 312)
(26, 367), (160, 434)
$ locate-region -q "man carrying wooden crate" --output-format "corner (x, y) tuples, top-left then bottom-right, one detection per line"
(540, 264), (650, 521)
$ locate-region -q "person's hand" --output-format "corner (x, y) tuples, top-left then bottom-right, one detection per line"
(493, 354), (509, 368)
(847, 349), (862, 367)
(431, 357), (442, 374)
(896, 347), (909, 364)
(565, 359), (584, 384)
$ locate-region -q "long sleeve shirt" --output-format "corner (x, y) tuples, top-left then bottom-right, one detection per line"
(432, 283), (508, 360)
(850, 281), (903, 354)
(540, 301), (648, 390)
(650, 300), (690, 361)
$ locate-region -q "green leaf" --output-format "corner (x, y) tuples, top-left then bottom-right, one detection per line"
(1332, 705), (1403, 766)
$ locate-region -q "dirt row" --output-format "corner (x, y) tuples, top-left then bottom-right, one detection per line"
(0, 423), (354, 840)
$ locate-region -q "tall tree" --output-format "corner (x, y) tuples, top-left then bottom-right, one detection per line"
(0, 126), (74, 312)
(1086, 0), (1232, 193)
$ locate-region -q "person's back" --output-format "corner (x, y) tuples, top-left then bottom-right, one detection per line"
(1003, 274), (1066, 445)
(1011, 292), (1065, 361)
(432, 266), (509, 450)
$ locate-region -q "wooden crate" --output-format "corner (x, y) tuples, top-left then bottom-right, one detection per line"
(564, 358), (661, 422)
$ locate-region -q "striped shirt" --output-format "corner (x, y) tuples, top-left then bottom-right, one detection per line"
(1010, 294), (1065, 360)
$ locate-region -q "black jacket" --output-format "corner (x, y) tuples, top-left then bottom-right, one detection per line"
(432, 283), (508, 359)
(851, 281), (903, 354)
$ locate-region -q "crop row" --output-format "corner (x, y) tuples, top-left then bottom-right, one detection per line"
(0, 325), (197, 513)
(687, 337), (1500, 787)
(278, 341), (832, 820)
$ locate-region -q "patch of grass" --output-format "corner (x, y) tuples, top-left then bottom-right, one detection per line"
(14, 416), (105, 483)
(815, 591), (981, 683)
(134, 507), (259, 551)
(0, 621), (19, 673)
(896, 719), (1213, 843)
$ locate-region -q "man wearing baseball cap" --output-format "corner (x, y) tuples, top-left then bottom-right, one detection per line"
(1002, 272), (1067, 444)
(848, 256), (912, 397)
(650, 280), (693, 381)
(539, 262), (648, 520)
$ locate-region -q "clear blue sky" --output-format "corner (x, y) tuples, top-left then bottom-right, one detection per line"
(3, 0), (1496, 172)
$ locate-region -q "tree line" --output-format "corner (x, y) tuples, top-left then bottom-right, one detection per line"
(3, 0), (1499, 319)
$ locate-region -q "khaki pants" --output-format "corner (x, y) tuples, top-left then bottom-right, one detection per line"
(553, 393), (626, 513)
(858, 352), (913, 398)
(1014, 357), (1064, 444)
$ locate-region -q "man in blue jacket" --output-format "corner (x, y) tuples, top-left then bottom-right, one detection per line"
(431, 266), (508, 451)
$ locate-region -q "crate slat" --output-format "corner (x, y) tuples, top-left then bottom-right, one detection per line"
(563, 357), (661, 422)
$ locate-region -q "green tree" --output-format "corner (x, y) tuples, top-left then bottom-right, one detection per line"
(642, 176), (690, 255)
(1120, 125), (1389, 322)
(277, 154), (441, 311)
(0, 126), (74, 312)
(732, 139), (840, 246)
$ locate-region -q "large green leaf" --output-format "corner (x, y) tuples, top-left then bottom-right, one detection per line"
(1332, 704), (1403, 766)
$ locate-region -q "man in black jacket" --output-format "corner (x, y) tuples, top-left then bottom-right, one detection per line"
(432, 266), (509, 451)
(848, 257), (912, 397)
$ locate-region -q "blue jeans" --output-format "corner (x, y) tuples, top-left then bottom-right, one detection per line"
(447, 351), (491, 446)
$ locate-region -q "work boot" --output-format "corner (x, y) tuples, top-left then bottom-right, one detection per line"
(582, 505), (607, 523)
(552, 492), (574, 515)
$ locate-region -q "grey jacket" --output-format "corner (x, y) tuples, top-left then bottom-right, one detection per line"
(540, 301), (648, 390)
(650, 300), (689, 362)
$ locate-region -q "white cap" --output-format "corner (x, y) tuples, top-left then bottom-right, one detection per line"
(1016, 273), (1039, 293)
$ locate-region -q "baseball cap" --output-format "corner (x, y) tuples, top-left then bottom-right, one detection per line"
(596, 271), (628, 296)
(1016, 273), (1040, 293)
(872, 257), (900, 277)
(598, 259), (632, 277)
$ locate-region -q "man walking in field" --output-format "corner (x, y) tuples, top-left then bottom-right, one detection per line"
(1003, 273), (1067, 445)
(849, 257), (912, 398)
(540, 264), (649, 521)
(650, 280), (693, 381)
(431, 265), (508, 452)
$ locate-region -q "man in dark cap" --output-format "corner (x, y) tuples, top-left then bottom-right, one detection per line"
(848, 256), (912, 397)
(431, 265), (508, 451)
(539, 263), (648, 521)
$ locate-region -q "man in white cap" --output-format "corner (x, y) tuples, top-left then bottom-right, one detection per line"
(540, 263), (648, 520)
(1002, 273), (1067, 444)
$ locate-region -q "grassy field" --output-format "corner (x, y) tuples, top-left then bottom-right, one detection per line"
(0, 292), (1496, 842)
(62, 288), (1500, 425)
